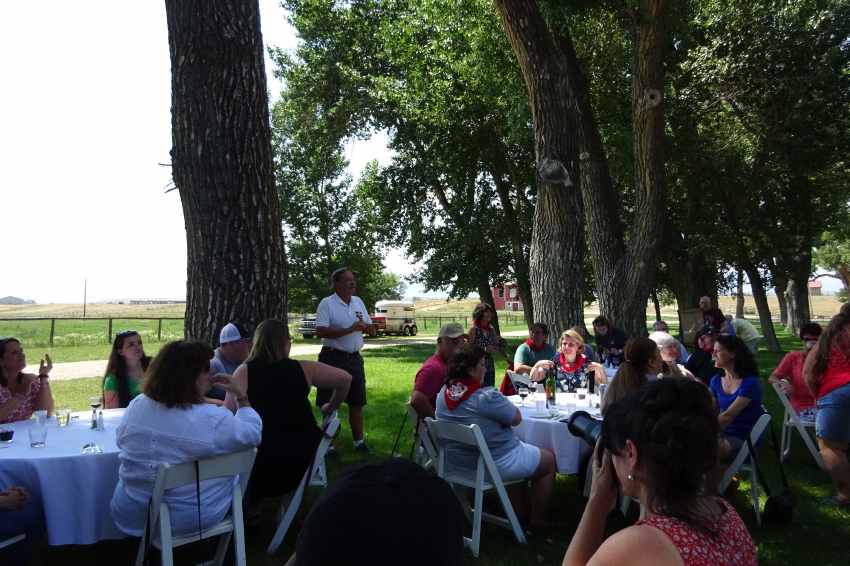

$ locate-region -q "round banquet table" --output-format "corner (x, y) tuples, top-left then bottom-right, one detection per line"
(509, 392), (601, 474)
(0, 409), (126, 546)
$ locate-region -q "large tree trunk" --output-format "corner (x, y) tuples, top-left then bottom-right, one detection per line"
(735, 268), (745, 318)
(165, 0), (288, 344)
(788, 250), (813, 331)
(743, 263), (781, 352)
(766, 257), (789, 326)
(551, 4), (667, 338)
(494, 0), (585, 344)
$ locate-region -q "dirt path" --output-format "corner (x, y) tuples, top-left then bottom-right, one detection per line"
(26, 330), (529, 381)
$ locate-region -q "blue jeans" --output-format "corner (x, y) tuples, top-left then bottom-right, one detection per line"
(816, 381), (850, 444)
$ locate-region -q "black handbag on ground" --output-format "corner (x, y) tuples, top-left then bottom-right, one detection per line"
(745, 421), (795, 526)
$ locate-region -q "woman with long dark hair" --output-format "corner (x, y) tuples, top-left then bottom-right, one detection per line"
(709, 335), (764, 467)
(804, 302), (850, 507)
(601, 338), (662, 413)
(102, 330), (151, 409)
(0, 338), (54, 423)
(563, 379), (757, 565)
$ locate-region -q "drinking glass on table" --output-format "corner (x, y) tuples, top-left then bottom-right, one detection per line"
(29, 418), (47, 448)
(56, 408), (71, 427)
(518, 386), (529, 405)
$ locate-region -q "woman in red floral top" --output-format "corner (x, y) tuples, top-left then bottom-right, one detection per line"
(563, 378), (757, 566)
(0, 338), (54, 424)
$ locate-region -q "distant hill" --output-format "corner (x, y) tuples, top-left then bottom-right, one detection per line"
(0, 296), (35, 305)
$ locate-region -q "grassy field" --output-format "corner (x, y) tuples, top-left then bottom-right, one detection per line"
(41, 326), (850, 565)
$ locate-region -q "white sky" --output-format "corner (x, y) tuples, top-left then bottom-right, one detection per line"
(0, 0), (424, 304)
(0, 2), (839, 304)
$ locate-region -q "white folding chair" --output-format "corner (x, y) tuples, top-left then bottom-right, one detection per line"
(133, 448), (257, 566)
(407, 405), (438, 470)
(771, 382), (825, 470)
(266, 415), (340, 555)
(718, 413), (772, 527)
(0, 533), (25, 550)
(425, 418), (526, 558)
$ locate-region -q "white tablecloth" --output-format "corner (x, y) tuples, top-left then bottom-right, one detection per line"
(0, 409), (126, 546)
(510, 393), (600, 474)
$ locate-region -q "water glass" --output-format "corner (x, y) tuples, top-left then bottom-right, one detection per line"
(577, 388), (589, 404)
(29, 423), (47, 448)
(57, 408), (72, 427)
(33, 410), (48, 425)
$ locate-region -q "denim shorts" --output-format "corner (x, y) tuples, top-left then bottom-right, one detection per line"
(816, 381), (850, 444)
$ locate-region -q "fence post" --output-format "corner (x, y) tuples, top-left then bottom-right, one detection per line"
(49, 319), (56, 346)
(107, 318), (113, 343)
(157, 319), (163, 341)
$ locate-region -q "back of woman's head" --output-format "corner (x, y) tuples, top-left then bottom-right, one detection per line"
(603, 338), (658, 412)
(247, 319), (290, 365)
(446, 344), (486, 383)
(812, 302), (850, 379)
(715, 335), (758, 377)
(143, 340), (212, 408)
(603, 379), (719, 532)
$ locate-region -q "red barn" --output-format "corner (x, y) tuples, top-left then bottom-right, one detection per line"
(491, 282), (524, 311)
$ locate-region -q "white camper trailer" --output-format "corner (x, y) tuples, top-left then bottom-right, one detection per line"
(372, 300), (417, 336)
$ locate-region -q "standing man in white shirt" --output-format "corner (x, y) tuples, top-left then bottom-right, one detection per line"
(315, 267), (373, 453)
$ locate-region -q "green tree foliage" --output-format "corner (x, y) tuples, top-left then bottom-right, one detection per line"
(271, 52), (404, 313)
(815, 228), (850, 290)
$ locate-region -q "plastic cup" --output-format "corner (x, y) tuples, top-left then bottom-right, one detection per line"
(34, 410), (48, 425)
(29, 424), (47, 448)
(57, 409), (71, 427)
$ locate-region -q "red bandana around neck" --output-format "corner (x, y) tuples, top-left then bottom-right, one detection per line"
(525, 338), (546, 352)
(444, 378), (482, 410)
(559, 353), (586, 374)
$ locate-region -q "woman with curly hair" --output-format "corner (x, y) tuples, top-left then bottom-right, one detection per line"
(563, 379), (757, 565)
(804, 302), (850, 508)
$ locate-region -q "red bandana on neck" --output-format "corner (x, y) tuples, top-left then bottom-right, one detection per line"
(525, 338), (546, 352)
(559, 353), (586, 374)
(443, 378), (482, 410)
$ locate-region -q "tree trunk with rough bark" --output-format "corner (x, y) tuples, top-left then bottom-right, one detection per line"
(493, 0), (585, 343)
(743, 263), (781, 352)
(552, 3), (667, 338)
(735, 268), (745, 318)
(766, 257), (789, 326)
(788, 250), (813, 331)
(165, 0), (288, 344)
(651, 289), (662, 322)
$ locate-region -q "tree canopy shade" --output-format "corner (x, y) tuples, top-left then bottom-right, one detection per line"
(164, 0), (288, 343)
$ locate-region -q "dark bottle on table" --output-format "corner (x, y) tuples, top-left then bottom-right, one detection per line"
(545, 367), (557, 408)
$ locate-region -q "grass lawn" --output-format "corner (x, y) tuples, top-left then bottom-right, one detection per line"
(41, 329), (850, 565)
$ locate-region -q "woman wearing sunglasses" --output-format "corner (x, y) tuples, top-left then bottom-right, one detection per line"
(102, 330), (151, 409)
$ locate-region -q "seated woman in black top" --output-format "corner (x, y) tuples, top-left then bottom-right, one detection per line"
(685, 330), (718, 386)
(227, 319), (351, 498)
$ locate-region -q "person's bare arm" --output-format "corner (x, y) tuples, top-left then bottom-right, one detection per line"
(35, 378), (55, 415)
(315, 322), (367, 339)
(103, 390), (121, 409)
(302, 361), (351, 414)
(718, 396), (752, 430)
(514, 363), (534, 374)
(803, 342), (821, 397)
(410, 390), (435, 419)
(510, 407), (522, 427)
(224, 365), (249, 413)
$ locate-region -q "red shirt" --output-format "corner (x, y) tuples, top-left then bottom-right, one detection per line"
(818, 336), (850, 398)
(637, 498), (757, 566)
(774, 350), (815, 411)
(414, 354), (448, 408)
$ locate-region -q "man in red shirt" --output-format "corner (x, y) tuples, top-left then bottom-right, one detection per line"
(410, 323), (466, 419)
(769, 322), (822, 420)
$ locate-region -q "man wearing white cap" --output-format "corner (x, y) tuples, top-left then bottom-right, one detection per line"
(315, 267), (373, 453)
(211, 322), (253, 376)
(410, 323), (467, 419)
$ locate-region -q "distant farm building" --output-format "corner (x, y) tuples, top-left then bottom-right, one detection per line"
(808, 280), (823, 296)
(491, 283), (524, 311)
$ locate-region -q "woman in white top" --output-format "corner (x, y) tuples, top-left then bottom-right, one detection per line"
(110, 340), (262, 537)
